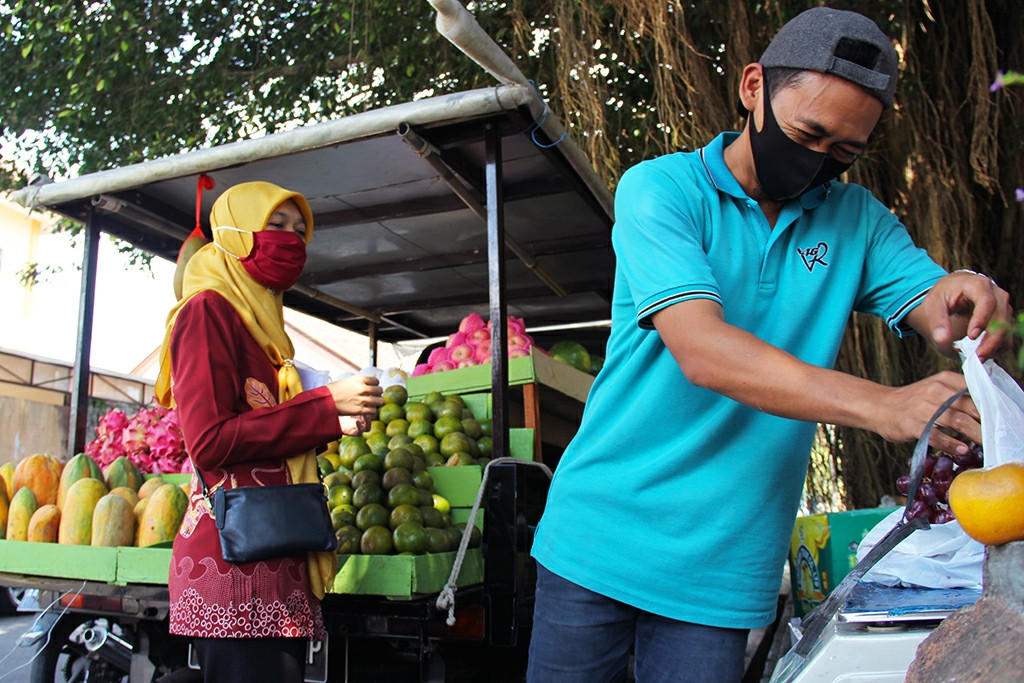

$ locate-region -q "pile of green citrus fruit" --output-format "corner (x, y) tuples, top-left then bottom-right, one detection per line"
(316, 385), (486, 555)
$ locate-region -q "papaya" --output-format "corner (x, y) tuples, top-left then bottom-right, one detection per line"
(91, 494), (136, 547)
(137, 475), (168, 500)
(133, 497), (150, 546)
(57, 453), (104, 509)
(0, 461), (14, 500)
(173, 227), (208, 301)
(12, 453), (63, 507)
(58, 478), (108, 545)
(103, 456), (145, 492)
(108, 486), (139, 509)
(0, 483), (8, 539)
(7, 486), (38, 541)
(137, 483), (188, 547)
(27, 504), (61, 543)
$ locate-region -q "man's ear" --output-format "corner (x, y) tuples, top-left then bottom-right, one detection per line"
(738, 63), (764, 116)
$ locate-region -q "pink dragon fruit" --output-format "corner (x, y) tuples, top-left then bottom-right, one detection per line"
(458, 312), (487, 333)
(430, 360), (456, 373)
(427, 346), (450, 365)
(84, 404), (187, 474)
(474, 340), (493, 364)
(447, 344), (475, 364)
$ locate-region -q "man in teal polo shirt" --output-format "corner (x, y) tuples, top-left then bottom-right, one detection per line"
(528, 7), (1012, 683)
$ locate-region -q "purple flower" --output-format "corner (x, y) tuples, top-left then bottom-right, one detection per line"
(1015, 187), (1024, 203)
(990, 70), (1006, 92)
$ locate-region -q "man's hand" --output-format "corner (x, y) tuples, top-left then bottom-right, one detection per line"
(653, 299), (983, 453)
(868, 371), (980, 454)
(912, 271), (1013, 360)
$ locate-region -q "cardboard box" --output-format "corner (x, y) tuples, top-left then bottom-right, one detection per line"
(407, 348), (593, 404)
(0, 539), (120, 582)
(332, 548), (483, 599)
(115, 546), (173, 585)
(788, 507), (898, 617)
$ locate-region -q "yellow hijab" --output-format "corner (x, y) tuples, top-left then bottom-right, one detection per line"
(156, 180), (336, 598)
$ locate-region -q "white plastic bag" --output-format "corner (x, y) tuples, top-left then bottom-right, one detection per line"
(294, 359), (331, 390)
(956, 333), (1024, 467)
(857, 508), (984, 588)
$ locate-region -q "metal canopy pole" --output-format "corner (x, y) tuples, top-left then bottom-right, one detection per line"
(367, 321), (379, 368)
(70, 207), (101, 457)
(485, 123), (509, 462)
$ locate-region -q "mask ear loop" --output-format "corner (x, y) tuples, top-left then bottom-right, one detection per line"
(209, 226), (248, 260)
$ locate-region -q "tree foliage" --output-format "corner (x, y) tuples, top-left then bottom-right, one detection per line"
(2, 0), (1022, 510)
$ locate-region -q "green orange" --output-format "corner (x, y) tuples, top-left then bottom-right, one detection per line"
(405, 402), (433, 423)
(412, 470), (434, 493)
(335, 525), (362, 554)
(385, 419), (410, 437)
(425, 527), (451, 553)
(407, 419), (434, 439)
(387, 483), (421, 508)
(384, 448), (415, 472)
(382, 384), (409, 406)
(328, 484), (353, 509)
(381, 467), (413, 491)
(378, 403), (405, 425)
(360, 525), (394, 555)
(356, 503), (389, 531)
(392, 521), (427, 554)
(351, 469), (381, 490)
(352, 483), (384, 508)
(434, 399), (464, 420)
(440, 432), (473, 457)
(433, 416), (462, 439)
(389, 504), (424, 530)
(353, 453), (384, 474)
(413, 435), (440, 455)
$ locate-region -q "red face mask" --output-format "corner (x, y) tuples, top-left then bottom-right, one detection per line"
(240, 230), (307, 291)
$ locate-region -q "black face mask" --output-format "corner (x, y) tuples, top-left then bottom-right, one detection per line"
(748, 74), (854, 201)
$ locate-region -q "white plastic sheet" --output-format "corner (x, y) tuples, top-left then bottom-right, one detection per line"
(856, 508), (983, 588)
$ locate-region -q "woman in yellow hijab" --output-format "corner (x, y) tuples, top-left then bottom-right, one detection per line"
(157, 181), (382, 683)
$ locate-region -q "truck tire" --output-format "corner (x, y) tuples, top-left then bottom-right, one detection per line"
(0, 587), (28, 614)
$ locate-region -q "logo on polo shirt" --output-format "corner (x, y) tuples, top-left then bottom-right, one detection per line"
(797, 242), (829, 272)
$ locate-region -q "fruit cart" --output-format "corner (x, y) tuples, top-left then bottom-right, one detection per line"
(3, 2), (610, 681)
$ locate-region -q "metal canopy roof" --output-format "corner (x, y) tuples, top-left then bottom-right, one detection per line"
(14, 84), (615, 346)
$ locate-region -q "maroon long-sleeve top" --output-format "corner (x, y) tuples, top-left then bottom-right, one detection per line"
(167, 290), (341, 639)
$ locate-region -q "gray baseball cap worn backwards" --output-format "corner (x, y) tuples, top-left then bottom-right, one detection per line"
(759, 7), (899, 108)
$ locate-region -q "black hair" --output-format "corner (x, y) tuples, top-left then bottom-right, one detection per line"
(735, 66), (807, 119)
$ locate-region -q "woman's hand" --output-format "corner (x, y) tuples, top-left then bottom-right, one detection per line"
(339, 415), (372, 436)
(327, 374), (384, 416)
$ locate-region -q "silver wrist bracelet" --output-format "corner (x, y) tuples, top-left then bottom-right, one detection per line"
(953, 269), (997, 287)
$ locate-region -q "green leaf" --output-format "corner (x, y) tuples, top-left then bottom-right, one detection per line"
(21, 43), (32, 58)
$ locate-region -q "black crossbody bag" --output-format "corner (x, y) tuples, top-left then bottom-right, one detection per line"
(194, 462), (338, 564)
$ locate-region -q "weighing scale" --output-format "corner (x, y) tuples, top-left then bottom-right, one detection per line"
(770, 583), (981, 682)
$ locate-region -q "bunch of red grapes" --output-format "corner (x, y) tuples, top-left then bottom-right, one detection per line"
(896, 443), (984, 524)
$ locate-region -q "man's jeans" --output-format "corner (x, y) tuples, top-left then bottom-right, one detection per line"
(527, 563), (749, 683)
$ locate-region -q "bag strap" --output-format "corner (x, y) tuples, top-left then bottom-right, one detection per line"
(186, 452), (328, 504)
